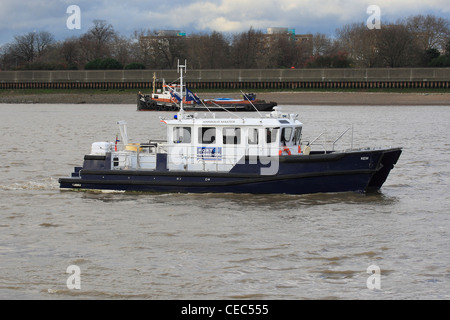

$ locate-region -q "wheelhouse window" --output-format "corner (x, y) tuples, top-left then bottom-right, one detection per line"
(199, 127), (216, 144)
(266, 127), (279, 144)
(281, 127), (293, 145)
(173, 127), (191, 143)
(248, 128), (259, 145)
(293, 127), (302, 145)
(223, 127), (241, 144)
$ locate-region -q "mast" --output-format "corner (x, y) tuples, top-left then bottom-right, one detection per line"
(177, 60), (187, 119)
(152, 72), (156, 95)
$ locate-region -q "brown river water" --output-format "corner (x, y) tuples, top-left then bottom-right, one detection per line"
(0, 103), (449, 300)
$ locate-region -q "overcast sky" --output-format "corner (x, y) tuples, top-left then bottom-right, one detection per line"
(1, 0), (449, 45)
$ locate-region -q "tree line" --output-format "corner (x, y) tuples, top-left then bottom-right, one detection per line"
(0, 14), (449, 71)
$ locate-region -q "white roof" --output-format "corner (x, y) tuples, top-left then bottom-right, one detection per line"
(161, 108), (303, 127)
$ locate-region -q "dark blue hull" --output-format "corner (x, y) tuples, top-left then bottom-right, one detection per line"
(58, 148), (402, 195)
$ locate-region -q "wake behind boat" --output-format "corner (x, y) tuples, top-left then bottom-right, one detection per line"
(59, 61), (402, 195)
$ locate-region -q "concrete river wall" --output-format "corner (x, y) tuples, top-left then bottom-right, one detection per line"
(1, 68), (449, 90)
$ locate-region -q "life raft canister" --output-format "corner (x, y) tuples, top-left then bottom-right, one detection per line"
(279, 147), (292, 156)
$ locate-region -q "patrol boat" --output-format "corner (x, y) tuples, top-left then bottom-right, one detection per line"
(59, 62), (402, 195)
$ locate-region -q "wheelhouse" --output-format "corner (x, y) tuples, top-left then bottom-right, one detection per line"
(161, 109), (303, 172)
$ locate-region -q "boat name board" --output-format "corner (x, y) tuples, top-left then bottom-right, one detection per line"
(197, 147), (223, 160)
(202, 120), (238, 124)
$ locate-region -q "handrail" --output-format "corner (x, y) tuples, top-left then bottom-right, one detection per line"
(332, 126), (353, 151)
(304, 132), (327, 153)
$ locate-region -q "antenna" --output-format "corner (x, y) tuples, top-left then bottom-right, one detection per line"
(199, 99), (213, 114)
(209, 100), (242, 119)
(240, 90), (263, 117)
(177, 60), (187, 118)
(117, 120), (128, 146)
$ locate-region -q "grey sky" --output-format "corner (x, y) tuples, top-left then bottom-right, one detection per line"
(0, 0), (449, 45)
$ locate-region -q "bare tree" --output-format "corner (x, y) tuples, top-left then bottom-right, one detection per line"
(2, 14), (448, 70)
(230, 27), (265, 68)
(132, 29), (158, 68)
(205, 31), (231, 69)
(405, 14), (450, 51)
(110, 34), (133, 66)
(35, 31), (55, 58)
(13, 32), (37, 62)
(266, 33), (300, 68)
(90, 20), (116, 53)
(77, 34), (97, 64)
(187, 31), (230, 69)
(9, 31), (55, 64)
(336, 23), (380, 67)
(0, 43), (18, 69)
(78, 20), (116, 61)
(156, 34), (187, 69)
(376, 24), (421, 67)
(60, 37), (80, 68)
(138, 30), (188, 69)
(312, 33), (334, 56)
(296, 39), (314, 67)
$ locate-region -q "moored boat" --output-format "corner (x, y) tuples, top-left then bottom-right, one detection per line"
(59, 62), (402, 195)
(137, 73), (277, 112)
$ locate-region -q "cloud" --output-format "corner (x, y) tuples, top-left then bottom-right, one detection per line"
(1, 0), (449, 45)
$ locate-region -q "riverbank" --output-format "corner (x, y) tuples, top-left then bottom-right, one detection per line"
(0, 89), (449, 105)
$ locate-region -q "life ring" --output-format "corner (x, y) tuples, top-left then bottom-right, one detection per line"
(279, 147), (291, 156)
